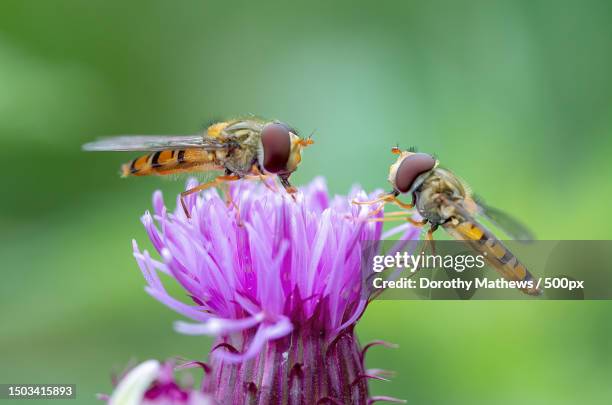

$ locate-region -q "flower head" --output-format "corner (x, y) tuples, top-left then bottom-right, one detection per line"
(103, 360), (212, 405)
(133, 178), (416, 404)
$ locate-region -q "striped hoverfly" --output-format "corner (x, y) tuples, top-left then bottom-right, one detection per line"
(355, 147), (541, 296)
(83, 118), (313, 217)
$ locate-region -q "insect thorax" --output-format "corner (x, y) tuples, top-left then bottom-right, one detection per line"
(414, 168), (466, 225)
(220, 120), (265, 175)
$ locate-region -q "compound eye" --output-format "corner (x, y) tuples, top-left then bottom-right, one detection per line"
(261, 123), (291, 173)
(395, 153), (436, 193)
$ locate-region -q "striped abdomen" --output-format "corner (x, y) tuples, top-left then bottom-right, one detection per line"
(443, 218), (541, 295)
(121, 149), (224, 177)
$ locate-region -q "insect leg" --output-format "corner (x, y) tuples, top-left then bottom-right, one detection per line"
(352, 193), (395, 206)
(425, 224), (439, 255)
(279, 175), (298, 196)
(245, 165), (279, 192)
(389, 196), (414, 210)
(180, 175), (240, 218)
(366, 202), (387, 217)
(368, 216), (428, 227)
(353, 193), (414, 210)
(409, 217), (429, 227)
(221, 181), (245, 226)
(383, 211), (417, 217)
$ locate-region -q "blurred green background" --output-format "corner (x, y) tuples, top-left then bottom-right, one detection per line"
(1, 0), (611, 403)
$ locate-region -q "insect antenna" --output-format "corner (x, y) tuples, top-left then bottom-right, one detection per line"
(308, 128), (316, 140)
(298, 129), (316, 147)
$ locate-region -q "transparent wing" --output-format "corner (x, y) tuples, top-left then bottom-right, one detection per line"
(82, 135), (230, 152)
(441, 196), (541, 295)
(473, 195), (535, 241)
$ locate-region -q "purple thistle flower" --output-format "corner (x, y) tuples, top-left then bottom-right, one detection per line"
(133, 177), (418, 404)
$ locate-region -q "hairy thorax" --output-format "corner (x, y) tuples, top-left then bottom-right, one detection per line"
(414, 168), (467, 225)
(220, 124), (263, 175)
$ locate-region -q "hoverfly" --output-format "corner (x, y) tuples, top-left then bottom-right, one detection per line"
(82, 118), (313, 216)
(355, 147), (540, 296)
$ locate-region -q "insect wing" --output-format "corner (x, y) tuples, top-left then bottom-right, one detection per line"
(441, 197), (541, 295)
(473, 196), (534, 241)
(82, 135), (230, 152)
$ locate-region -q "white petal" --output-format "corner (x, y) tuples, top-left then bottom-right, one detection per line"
(109, 360), (160, 405)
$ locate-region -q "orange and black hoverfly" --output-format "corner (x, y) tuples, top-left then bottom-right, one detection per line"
(83, 117), (313, 216)
(355, 147), (540, 296)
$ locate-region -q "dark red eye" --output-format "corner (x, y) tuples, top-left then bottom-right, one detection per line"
(261, 123), (291, 173)
(395, 153), (436, 193)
